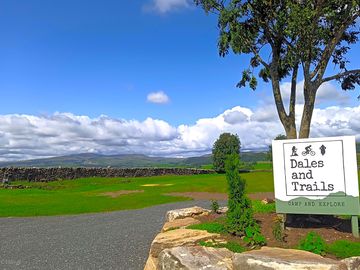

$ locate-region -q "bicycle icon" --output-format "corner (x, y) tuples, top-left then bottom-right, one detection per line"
(302, 145), (316, 156)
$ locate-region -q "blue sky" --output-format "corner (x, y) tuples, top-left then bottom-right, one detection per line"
(0, 0), (260, 125)
(0, 0), (359, 160)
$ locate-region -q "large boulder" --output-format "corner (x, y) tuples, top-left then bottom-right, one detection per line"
(162, 217), (200, 232)
(151, 229), (220, 257)
(233, 247), (348, 270)
(166, 206), (210, 222)
(158, 246), (233, 270)
(144, 255), (158, 270)
(144, 229), (221, 270)
(341, 257), (360, 270)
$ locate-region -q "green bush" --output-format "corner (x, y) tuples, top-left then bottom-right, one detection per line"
(225, 154), (255, 235)
(252, 200), (275, 213)
(210, 199), (220, 213)
(224, 154), (266, 247)
(212, 133), (241, 173)
(298, 232), (326, 255)
(326, 240), (360, 259)
(223, 241), (247, 253)
(243, 225), (266, 246)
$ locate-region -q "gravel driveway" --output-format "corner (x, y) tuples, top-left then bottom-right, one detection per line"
(0, 200), (215, 270)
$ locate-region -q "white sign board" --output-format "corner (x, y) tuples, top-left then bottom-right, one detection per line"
(272, 136), (360, 215)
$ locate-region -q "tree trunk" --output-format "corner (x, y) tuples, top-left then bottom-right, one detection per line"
(271, 73), (297, 140)
(285, 122), (297, 139)
(271, 79), (318, 139)
(299, 83), (316, 138)
(270, 70), (298, 139)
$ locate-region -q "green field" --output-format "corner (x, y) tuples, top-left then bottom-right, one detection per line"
(252, 162), (273, 170)
(0, 172), (274, 217)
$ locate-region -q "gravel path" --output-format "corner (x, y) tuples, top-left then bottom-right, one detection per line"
(0, 200), (217, 270)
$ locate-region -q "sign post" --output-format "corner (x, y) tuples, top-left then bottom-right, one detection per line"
(272, 136), (360, 238)
(352, 216), (359, 238)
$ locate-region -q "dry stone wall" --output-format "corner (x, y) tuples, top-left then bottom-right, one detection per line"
(0, 167), (214, 182)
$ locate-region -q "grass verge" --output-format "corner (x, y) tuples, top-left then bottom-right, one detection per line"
(325, 240), (360, 259)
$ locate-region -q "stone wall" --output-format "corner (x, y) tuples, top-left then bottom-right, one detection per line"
(0, 167), (214, 182)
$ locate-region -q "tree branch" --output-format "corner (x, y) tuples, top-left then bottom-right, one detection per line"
(289, 62), (299, 118)
(270, 47), (289, 126)
(311, 12), (359, 83)
(322, 69), (360, 83)
(242, 38), (270, 69)
(250, 46), (270, 69)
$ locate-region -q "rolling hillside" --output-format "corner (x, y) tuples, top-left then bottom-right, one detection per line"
(0, 151), (269, 168)
(0, 153), (211, 168)
(1, 145), (353, 168)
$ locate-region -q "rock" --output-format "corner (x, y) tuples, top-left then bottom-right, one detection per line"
(144, 229), (221, 270)
(162, 217), (200, 232)
(232, 247), (347, 270)
(2, 178), (9, 184)
(158, 246), (234, 270)
(166, 207), (211, 222)
(150, 229), (220, 258)
(261, 198), (274, 204)
(144, 255), (158, 270)
(341, 256), (360, 270)
(217, 207), (228, 214)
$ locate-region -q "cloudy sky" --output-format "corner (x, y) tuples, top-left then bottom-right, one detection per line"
(0, 0), (359, 161)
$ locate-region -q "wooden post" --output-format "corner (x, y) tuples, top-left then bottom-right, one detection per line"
(351, 216), (359, 238)
(277, 214), (286, 231)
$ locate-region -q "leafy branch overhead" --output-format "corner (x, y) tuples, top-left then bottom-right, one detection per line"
(194, 0), (360, 139)
(195, 0), (360, 91)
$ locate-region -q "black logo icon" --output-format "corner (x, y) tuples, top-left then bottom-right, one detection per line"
(302, 145), (316, 156)
(319, 145), (326, 156)
(291, 146), (298, 157)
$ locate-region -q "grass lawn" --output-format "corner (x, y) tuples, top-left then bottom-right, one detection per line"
(252, 162), (272, 170)
(0, 172), (274, 217)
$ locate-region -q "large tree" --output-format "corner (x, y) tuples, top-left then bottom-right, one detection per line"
(212, 132), (241, 172)
(194, 0), (360, 139)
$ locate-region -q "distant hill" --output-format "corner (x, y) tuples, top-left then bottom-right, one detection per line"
(0, 153), (211, 168)
(241, 152), (268, 163)
(0, 151), (268, 168)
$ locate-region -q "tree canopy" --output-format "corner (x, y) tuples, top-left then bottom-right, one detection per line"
(194, 0), (360, 138)
(268, 134), (287, 161)
(212, 132), (241, 172)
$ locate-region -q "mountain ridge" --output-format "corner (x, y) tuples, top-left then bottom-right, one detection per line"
(0, 152), (268, 168)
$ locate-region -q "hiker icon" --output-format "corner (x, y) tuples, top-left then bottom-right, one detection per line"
(319, 145), (326, 156)
(302, 145), (316, 156)
(291, 146), (298, 157)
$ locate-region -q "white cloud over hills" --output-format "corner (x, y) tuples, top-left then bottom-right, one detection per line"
(0, 103), (359, 161)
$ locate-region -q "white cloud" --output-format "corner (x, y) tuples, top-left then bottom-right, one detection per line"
(147, 91), (170, 104)
(0, 113), (177, 161)
(0, 104), (360, 161)
(144, 0), (190, 13)
(223, 107), (252, 124)
(280, 80), (350, 109)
